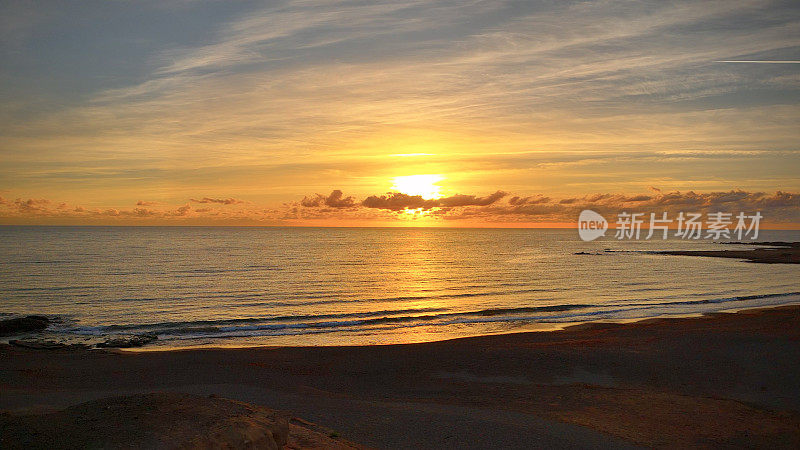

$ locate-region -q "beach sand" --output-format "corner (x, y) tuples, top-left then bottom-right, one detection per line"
(3, 305), (800, 448)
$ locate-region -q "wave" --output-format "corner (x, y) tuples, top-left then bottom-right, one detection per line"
(60, 291), (800, 341)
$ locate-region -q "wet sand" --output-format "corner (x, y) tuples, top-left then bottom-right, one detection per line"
(3, 305), (800, 448)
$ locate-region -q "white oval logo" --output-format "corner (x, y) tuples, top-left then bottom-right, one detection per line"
(578, 210), (608, 241)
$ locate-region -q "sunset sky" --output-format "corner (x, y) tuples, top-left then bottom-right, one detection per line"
(1, 0), (798, 226)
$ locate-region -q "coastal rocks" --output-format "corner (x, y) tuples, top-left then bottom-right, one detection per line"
(657, 242), (800, 264)
(2, 328), (157, 350)
(0, 393), (365, 449)
(96, 334), (157, 348)
(0, 315), (50, 336)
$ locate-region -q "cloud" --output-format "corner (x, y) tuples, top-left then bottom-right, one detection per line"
(189, 197), (244, 205)
(7, 198), (51, 214)
(4, 188), (798, 225)
(453, 189), (800, 223)
(361, 193), (439, 211)
(359, 190), (507, 211)
(131, 207), (156, 217)
(305, 188), (800, 224)
(301, 190), (356, 208)
(508, 195), (550, 206)
(437, 191), (507, 207)
(1, 0), (798, 208)
(0, 196), (280, 224)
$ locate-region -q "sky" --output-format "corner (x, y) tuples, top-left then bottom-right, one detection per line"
(0, 0), (798, 226)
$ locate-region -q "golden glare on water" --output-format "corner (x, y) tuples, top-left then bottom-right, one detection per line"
(391, 174), (444, 199)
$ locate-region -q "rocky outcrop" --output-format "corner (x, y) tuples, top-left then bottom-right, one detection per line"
(0, 316), (50, 336)
(96, 334), (157, 348)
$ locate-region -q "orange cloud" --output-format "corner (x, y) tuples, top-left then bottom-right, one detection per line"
(0, 190), (798, 226)
(189, 197), (244, 205)
(359, 191), (507, 211)
(300, 190), (356, 208)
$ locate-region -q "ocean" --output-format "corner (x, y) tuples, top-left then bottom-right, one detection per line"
(1, 226), (798, 349)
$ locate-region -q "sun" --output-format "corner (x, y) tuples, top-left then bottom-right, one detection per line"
(391, 174), (444, 199)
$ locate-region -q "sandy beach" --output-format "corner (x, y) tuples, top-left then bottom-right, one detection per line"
(3, 304), (800, 448)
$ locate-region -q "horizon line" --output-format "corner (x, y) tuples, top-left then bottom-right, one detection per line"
(1, 223), (800, 231)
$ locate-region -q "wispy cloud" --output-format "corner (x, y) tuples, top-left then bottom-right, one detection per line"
(190, 197), (244, 205)
(0, 0), (798, 209)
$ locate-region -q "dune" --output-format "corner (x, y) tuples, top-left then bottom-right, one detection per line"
(0, 392), (365, 449)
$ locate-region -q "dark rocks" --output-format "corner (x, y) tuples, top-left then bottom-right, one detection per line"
(96, 334), (157, 348)
(0, 316), (50, 336)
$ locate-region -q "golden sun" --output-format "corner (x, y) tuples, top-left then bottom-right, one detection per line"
(391, 174), (444, 199)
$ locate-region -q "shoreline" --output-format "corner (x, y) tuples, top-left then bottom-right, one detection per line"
(121, 297), (800, 353)
(4, 303), (800, 447)
(5, 291), (800, 353)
